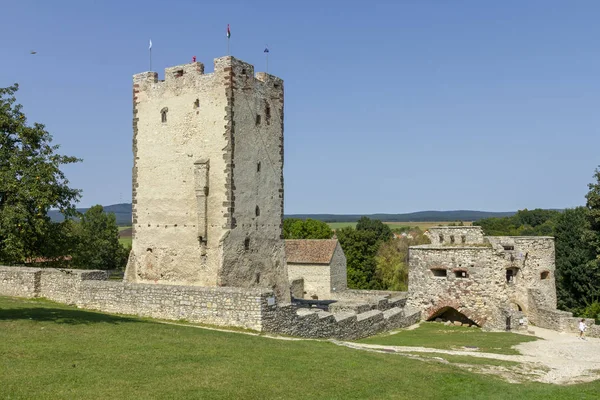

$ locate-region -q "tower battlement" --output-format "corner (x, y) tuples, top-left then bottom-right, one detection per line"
(132, 56), (283, 93)
(126, 55), (288, 300)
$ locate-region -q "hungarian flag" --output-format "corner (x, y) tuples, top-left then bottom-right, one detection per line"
(227, 24), (231, 38)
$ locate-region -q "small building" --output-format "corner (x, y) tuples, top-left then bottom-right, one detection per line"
(285, 239), (347, 299)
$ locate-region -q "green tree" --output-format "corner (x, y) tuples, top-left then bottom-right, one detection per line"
(0, 84), (81, 264)
(70, 205), (129, 270)
(375, 232), (430, 291)
(554, 207), (599, 310)
(336, 227), (381, 289)
(356, 216), (392, 242)
(283, 218), (333, 239)
(586, 166), (600, 255)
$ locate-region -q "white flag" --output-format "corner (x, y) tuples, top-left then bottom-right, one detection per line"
(149, 39), (152, 50)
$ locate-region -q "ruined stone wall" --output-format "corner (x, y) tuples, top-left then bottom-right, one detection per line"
(426, 226), (485, 245)
(408, 246), (507, 329)
(0, 267), (271, 330)
(329, 243), (348, 294)
(126, 56), (288, 299)
(408, 231), (558, 330)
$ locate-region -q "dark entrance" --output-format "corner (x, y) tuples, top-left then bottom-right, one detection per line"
(428, 306), (479, 327)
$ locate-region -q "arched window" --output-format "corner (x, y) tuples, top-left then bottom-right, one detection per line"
(160, 107), (168, 123)
(255, 205), (260, 217)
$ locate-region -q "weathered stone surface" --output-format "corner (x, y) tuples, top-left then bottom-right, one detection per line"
(125, 56), (289, 300)
(407, 226), (577, 332)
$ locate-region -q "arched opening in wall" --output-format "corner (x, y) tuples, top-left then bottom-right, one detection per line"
(438, 235), (444, 243)
(461, 235), (466, 244)
(160, 107), (168, 123)
(540, 270), (550, 280)
(255, 205), (260, 217)
(506, 267), (519, 284)
(509, 302), (523, 312)
(450, 235), (455, 244)
(257, 162), (261, 172)
(427, 306), (479, 327)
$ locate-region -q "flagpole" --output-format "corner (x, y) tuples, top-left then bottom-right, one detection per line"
(149, 39), (153, 71)
(266, 51), (269, 73)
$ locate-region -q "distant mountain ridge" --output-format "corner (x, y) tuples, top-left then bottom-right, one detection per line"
(48, 203), (518, 225)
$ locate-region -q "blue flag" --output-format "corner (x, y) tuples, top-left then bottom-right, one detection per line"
(264, 47), (269, 53)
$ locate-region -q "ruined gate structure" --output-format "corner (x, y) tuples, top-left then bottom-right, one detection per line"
(125, 56), (289, 300)
(407, 226), (589, 331)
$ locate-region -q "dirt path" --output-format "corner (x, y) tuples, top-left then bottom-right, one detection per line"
(333, 326), (600, 385)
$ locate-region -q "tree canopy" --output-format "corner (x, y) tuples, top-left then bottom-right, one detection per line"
(70, 205), (129, 270)
(283, 218), (333, 240)
(0, 84), (81, 264)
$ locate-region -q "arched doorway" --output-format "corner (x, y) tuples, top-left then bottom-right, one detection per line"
(427, 306), (480, 327)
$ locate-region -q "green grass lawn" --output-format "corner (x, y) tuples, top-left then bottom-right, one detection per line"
(1, 297), (599, 399)
(118, 237), (132, 247)
(358, 322), (538, 355)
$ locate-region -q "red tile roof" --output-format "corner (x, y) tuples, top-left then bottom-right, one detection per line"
(285, 239), (338, 265)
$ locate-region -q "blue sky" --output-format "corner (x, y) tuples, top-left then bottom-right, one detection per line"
(1, 0), (599, 214)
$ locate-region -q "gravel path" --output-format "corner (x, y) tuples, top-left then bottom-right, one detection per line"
(333, 326), (600, 385)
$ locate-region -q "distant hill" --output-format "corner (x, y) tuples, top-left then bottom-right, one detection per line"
(49, 204), (517, 226)
(48, 203), (133, 226)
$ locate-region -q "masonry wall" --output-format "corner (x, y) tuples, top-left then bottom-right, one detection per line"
(329, 243), (348, 294)
(426, 227), (485, 245)
(0, 267), (271, 330)
(286, 263), (331, 299)
(408, 232), (559, 330)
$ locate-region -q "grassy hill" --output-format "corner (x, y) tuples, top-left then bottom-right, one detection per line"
(49, 203), (517, 226)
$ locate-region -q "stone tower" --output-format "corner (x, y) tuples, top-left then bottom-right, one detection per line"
(125, 56), (289, 299)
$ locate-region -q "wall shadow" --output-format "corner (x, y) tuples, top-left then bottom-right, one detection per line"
(0, 306), (141, 325)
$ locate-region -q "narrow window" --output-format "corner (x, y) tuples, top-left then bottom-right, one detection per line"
(257, 162), (261, 172)
(439, 235), (444, 243)
(431, 269), (447, 278)
(540, 271), (550, 280)
(244, 237), (250, 250)
(255, 205), (260, 217)
(160, 107), (168, 123)
(265, 104), (271, 125)
(506, 268), (519, 283)
(255, 114), (261, 125)
(503, 245), (515, 251)
(194, 99), (199, 109)
(454, 270), (468, 278)
(461, 235), (466, 244)
(274, 83), (280, 89)
(241, 68), (247, 75)
(450, 235), (455, 244)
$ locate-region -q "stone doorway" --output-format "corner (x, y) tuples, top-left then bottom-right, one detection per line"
(427, 306), (479, 327)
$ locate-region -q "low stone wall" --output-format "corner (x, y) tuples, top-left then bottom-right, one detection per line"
(262, 304), (421, 340)
(0, 266), (272, 331)
(0, 267), (41, 298)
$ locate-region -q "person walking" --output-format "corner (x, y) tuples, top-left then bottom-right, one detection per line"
(579, 319), (587, 340)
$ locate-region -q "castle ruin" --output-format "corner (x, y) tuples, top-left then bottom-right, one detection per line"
(0, 55), (597, 340)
